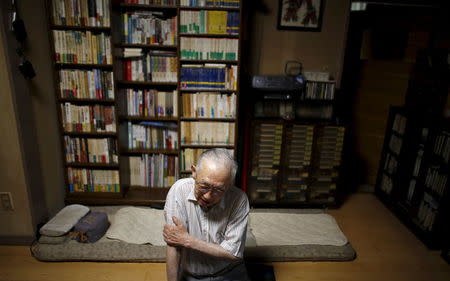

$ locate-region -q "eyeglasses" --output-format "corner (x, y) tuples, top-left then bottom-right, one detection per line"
(195, 182), (227, 196)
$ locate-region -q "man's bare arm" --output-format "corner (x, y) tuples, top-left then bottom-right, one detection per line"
(166, 245), (180, 281)
(163, 216), (239, 260)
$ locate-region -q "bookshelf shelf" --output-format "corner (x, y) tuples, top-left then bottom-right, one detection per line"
(66, 192), (122, 198)
(122, 149), (179, 155)
(115, 43), (178, 50)
(119, 115), (179, 122)
(180, 89), (236, 93)
(179, 6), (239, 11)
(117, 80), (178, 87)
(128, 185), (171, 190)
(51, 25), (111, 32)
(65, 163), (120, 169)
(180, 59), (238, 64)
(118, 3), (178, 10)
(180, 144), (235, 148)
(180, 117), (235, 122)
(55, 63), (113, 70)
(63, 131), (117, 137)
(305, 80), (336, 83)
(179, 33), (239, 38)
(58, 98), (115, 104)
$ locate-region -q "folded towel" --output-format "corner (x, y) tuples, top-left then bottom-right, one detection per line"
(39, 204), (90, 237)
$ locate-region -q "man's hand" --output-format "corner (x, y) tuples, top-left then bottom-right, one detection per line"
(163, 216), (191, 248)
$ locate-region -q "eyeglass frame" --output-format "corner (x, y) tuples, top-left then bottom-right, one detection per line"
(194, 179), (228, 197)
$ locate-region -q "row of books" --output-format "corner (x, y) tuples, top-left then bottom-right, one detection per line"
(126, 121), (178, 149)
(180, 148), (233, 170)
(180, 64), (237, 90)
(123, 54), (177, 82)
(384, 152), (398, 175)
(285, 168), (309, 182)
(180, 37), (238, 61)
(67, 168), (120, 192)
(424, 167), (448, 197)
(129, 154), (178, 187)
(406, 178), (416, 203)
(392, 113), (407, 135)
(64, 136), (118, 164)
(122, 12), (177, 45)
(180, 148), (206, 170)
(279, 185), (307, 201)
(252, 123), (282, 180)
(309, 184), (336, 202)
(181, 92), (236, 118)
(433, 131), (450, 164)
(303, 81), (335, 100)
(59, 69), (114, 99)
(180, 10), (239, 35)
(412, 149), (424, 177)
(123, 0), (176, 5)
(380, 173), (393, 195)
(61, 103), (116, 132)
(180, 121), (234, 145)
(316, 127), (344, 169)
(51, 0), (111, 27)
(123, 89), (178, 117)
(285, 125), (314, 170)
(249, 188), (276, 201)
(312, 170), (339, 182)
(389, 134), (403, 155)
(251, 183), (336, 202)
(416, 193), (439, 231)
(180, 0), (240, 8)
(53, 30), (112, 64)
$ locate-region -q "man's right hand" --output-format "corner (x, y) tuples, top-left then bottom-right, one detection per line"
(163, 216), (191, 248)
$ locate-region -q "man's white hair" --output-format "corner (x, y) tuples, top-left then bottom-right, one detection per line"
(196, 148), (237, 183)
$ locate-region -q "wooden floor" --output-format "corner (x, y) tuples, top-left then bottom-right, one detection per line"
(0, 193), (449, 281)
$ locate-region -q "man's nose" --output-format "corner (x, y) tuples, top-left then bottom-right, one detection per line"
(203, 191), (213, 199)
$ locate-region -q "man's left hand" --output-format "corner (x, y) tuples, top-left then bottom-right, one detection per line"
(163, 216), (191, 248)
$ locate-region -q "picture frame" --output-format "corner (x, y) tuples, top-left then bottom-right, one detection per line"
(277, 0), (324, 31)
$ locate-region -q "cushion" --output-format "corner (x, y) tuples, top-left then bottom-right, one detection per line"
(39, 204), (90, 237)
(72, 212), (110, 243)
(249, 212), (348, 246)
(38, 234), (69, 244)
(106, 207), (166, 245)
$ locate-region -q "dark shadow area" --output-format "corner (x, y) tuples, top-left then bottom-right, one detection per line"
(246, 263), (276, 281)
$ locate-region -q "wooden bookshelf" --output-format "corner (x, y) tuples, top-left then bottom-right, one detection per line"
(375, 106), (450, 249)
(47, 0), (244, 204)
(47, 0), (122, 201)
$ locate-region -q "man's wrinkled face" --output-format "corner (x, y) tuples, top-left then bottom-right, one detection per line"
(192, 160), (231, 208)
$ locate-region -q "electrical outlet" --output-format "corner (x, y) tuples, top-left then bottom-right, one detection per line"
(0, 192), (14, 211)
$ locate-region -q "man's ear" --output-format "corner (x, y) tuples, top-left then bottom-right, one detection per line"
(191, 165), (196, 178)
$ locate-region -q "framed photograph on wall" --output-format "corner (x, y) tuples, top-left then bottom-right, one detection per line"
(277, 0), (324, 31)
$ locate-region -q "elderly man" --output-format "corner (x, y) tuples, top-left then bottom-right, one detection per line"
(163, 148), (250, 281)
